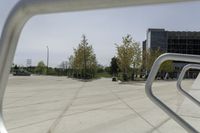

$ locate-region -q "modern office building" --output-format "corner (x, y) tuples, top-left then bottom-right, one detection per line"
(143, 28), (200, 78)
(145, 28), (200, 54)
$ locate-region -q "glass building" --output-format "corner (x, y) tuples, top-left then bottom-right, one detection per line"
(143, 28), (200, 78)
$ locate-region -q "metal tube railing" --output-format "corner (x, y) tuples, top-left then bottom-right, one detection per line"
(0, 0), (198, 133)
(145, 53), (200, 133)
(1, 0), (161, 132)
(177, 64), (200, 107)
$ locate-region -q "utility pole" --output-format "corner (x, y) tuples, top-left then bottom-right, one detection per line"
(83, 44), (86, 79)
(46, 46), (49, 75)
(82, 35), (87, 79)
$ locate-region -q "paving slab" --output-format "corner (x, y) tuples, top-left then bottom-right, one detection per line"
(2, 76), (200, 133)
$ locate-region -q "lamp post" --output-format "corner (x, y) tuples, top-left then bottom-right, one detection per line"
(46, 46), (49, 75)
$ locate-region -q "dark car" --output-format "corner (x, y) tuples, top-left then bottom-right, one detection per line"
(13, 69), (31, 76)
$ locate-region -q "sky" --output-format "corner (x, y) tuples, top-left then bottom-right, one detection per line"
(1, 1), (200, 67)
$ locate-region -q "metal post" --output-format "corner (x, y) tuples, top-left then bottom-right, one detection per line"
(177, 64), (200, 107)
(46, 46), (49, 75)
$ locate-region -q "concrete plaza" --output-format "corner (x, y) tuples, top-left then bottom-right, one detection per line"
(3, 76), (200, 133)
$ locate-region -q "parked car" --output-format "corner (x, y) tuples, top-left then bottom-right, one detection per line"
(13, 69), (31, 76)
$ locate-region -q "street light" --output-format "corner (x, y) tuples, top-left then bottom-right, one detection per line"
(46, 46), (49, 75)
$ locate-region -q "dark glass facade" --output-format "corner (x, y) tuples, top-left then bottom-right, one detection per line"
(167, 31), (200, 55)
(145, 29), (200, 55)
(143, 29), (200, 78)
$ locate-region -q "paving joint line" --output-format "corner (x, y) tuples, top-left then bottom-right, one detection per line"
(108, 85), (163, 133)
(46, 83), (85, 133)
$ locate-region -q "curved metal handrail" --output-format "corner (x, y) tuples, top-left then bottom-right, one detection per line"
(145, 53), (200, 133)
(177, 64), (200, 107)
(0, 0), (198, 133)
(1, 0), (167, 132)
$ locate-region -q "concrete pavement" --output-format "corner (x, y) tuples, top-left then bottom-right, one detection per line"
(2, 76), (200, 133)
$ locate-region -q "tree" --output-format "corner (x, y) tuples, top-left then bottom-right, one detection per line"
(35, 61), (46, 75)
(68, 55), (74, 69)
(144, 48), (174, 79)
(132, 42), (142, 79)
(72, 35), (97, 79)
(57, 61), (68, 76)
(67, 55), (74, 77)
(144, 48), (163, 72)
(104, 66), (111, 74)
(116, 34), (140, 81)
(59, 61), (68, 70)
(96, 64), (104, 73)
(133, 42), (142, 67)
(160, 60), (174, 72)
(14, 64), (19, 70)
(110, 56), (119, 77)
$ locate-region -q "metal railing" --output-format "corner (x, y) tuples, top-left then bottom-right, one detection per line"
(177, 64), (200, 107)
(1, 0), (156, 132)
(0, 0), (198, 133)
(145, 53), (200, 133)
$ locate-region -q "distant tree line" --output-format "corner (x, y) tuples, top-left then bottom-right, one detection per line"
(11, 34), (174, 81)
(12, 61), (68, 76)
(110, 34), (174, 81)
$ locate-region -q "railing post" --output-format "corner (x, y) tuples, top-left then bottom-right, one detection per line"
(177, 64), (200, 107)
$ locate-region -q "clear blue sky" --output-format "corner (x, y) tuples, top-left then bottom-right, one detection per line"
(1, 1), (200, 67)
